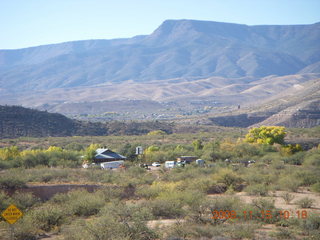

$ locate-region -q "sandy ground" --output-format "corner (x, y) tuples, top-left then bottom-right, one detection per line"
(234, 188), (320, 212)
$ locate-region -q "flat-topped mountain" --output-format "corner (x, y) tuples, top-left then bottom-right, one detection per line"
(0, 20), (319, 92)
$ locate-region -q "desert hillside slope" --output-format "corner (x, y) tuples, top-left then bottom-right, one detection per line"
(0, 105), (174, 138)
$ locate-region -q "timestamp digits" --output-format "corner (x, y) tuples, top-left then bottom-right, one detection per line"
(211, 210), (308, 220)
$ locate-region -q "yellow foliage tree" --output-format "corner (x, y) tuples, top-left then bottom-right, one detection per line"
(245, 126), (286, 145)
(147, 130), (166, 136)
(280, 144), (303, 156)
(46, 146), (63, 152)
(0, 146), (20, 160)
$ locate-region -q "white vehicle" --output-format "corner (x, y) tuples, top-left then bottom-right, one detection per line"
(164, 161), (176, 168)
(152, 162), (161, 167)
(196, 159), (205, 166)
(82, 163), (96, 168)
(100, 161), (124, 169)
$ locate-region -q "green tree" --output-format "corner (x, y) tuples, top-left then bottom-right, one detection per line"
(144, 145), (160, 154)
(192, 139), (203, 151)
(83, 144), (101, 163)
(245, 126), (286, 145)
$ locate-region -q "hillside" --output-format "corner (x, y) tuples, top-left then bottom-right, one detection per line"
(0, 20), (319, 92)
(0, 106), (174, 138)
(208, 78), (320, 128)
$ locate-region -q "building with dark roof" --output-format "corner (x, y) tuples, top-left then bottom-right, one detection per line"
(94, 148), (126, 163)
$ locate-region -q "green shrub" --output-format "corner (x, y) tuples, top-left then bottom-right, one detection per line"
(23, 168), (70, 183)
(0, 174), (26, 190)
(149, 199), (185, 218)
(278, 175), (301, 192)
(280, 192), (295, 204)
(0, 191), (12, 212)
(311, 182), (320, 193)
(245, 183), (269, 196)
(205, 182), (227, 194)
(65, 143), (84, 151)
(295, 170), (319, 186)
(282, 151), (305, 165)
(29, 204), (66, 231)
(67, 190), (105, 216)
(209, 196), (244, 215)
(303, 150), (320, 166)
(64, 202), (157, 240)
(295, 197), (314, 208)
(11, 191), (40, 210)
(226, 223), (258, 239)
(14, 217), (38, 240)
(250, 198), (279, 224)
(215, 168), (243, 187)
(301, 212), (320, 231)
(185, 177), (227, 194)
(84, 169), (116, 183)
(272, 228), (293, 239)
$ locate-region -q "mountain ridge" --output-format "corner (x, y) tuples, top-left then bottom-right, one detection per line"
(0, 19), (319, 93)
(0, 19), (319, 127)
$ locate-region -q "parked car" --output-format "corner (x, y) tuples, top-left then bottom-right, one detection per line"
(140, 163), (151, 170)
(152, 162), (161, 167)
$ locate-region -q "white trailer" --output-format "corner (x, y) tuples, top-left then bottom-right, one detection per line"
(100, 161), (124, 169)
(165, 161), (176, 168)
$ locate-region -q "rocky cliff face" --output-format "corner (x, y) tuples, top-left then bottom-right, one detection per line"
(254, 100), (320, 128)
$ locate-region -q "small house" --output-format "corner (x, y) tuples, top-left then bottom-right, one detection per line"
(94, 148), (126, 163)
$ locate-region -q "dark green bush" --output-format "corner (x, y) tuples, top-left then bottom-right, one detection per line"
(0, 191), (12, 212)
(11, 191), (40, 210)
(29, 203), (66, 231)
(149, 199), (185, 218)
(67, 190), (105, 216)
(282, 151), (305, 165)
(301, 212), (320, 231)
(0, 174), (26, 190)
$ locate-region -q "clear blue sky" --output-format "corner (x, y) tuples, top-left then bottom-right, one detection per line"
(1, 0), (319, 49)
